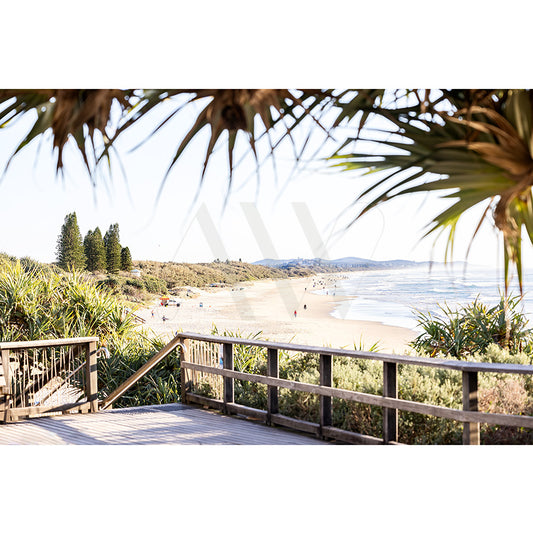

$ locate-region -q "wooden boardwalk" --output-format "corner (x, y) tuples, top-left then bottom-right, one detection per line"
(0, 403), (329, 445)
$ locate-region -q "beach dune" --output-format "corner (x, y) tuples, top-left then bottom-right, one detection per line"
(135, 275), (416, 354)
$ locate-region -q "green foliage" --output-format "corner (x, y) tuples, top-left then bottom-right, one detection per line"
(121, 246), (132, 271)
(411, 296), (533, 358)
(56, 212), (86, 270)
(84, 227), (106, 272)
(142, 275), (167, 294)
(201, 328), (533, 444)
(104, 223), (121, 274)
(331, 89), (533, 294)
(98, 336), (181, 407)
(0, 260), (137, 342)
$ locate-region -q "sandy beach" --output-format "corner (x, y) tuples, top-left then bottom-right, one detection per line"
(134, 274), (417, 354)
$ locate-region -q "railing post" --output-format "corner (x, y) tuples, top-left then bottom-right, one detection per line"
(462, 371), (480, 445)
(223, 343), (234, 413)
(86, 341), (99, 413)
(179, 337), (190, 404)
(1, 349), (11, 422)
(267, 348), (279, 425)
(319, 354), (332, 437)
(383, 361), (398, 444)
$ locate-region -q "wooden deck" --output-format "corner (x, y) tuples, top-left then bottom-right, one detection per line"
(0, 403), (330, 445)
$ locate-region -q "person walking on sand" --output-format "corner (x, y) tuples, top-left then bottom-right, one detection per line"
(294, 310), (297, 318)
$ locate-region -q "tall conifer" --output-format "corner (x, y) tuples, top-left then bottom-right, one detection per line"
(121, 246), (132, 271)
(104, 223), (121, 273)
(84, 227), (106, 272)
(56, 212), (86, 270)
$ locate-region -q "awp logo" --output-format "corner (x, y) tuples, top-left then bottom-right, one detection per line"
(182, 201), (339, 320)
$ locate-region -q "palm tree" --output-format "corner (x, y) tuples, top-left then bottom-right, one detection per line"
(2, 88), (533, 291)
(0, 89), (337, 186)
(330, 89), (533, 294)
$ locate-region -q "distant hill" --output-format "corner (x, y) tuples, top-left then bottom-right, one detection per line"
(254, 257), (435, 270)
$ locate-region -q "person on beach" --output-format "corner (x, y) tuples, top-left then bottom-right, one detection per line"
(303, 304), (307, 310)
(294, 310), (297, 318)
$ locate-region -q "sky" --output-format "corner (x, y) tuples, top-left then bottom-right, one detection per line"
(0, 90), (522, 269)
(2, 2), (532, 272)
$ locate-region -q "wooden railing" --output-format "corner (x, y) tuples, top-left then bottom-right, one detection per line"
(0, 337), (99, 422)
(178, 332), (533, 445)
(5, 333), (533, 444)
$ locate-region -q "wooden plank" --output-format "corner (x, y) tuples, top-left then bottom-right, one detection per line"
(223, 343), (234, 409)
(270, 414), (321, 436)
(179, 331), (533, 375)
(463, 371), (480, 445)
(185, 393), (268, 421)
(0, 349), (10, 420)
(0, 404), (329, 445)
(101, 336), (186, 410)
(322, 426), (389, 445)
(383, 361), (398, 443)
(5, 401), (90, 419)
(180, 337), (190, 405)
(267, 348), (279, 424)
(86, 341), (99, 413)
(0, 337), (99, 350)
(182, 361), (533, 429)
(320, 354), (332, 434)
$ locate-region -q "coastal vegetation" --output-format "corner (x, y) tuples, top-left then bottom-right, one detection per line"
(56, 212), (131, 275)
(0, 257), (181, 406)
(194, 327), (533, 445)
(1, 255), (532, 443)
(411, 295), (533, 358)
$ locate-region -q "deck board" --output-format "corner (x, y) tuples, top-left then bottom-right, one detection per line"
(0, 404), (330, 445)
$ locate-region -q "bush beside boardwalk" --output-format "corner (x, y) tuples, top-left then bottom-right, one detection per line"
(1, 257), (532, 444)
(193, 329), (533, 445)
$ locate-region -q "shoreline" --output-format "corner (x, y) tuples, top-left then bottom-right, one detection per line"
(134, 273), (417, 354)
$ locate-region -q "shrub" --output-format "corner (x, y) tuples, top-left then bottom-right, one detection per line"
(143, 275), (167, 294)
(411, 295), (533, 358)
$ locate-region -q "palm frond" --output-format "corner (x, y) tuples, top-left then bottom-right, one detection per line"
(331, 89), (533, 294)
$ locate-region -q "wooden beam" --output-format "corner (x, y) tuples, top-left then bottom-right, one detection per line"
(0, 349), (10, 421)
(223, 343), (234, 410)
(462, 371), (480, 445)
(383, 361), (398, 444)
(86, 341), (99, 413)
(267, 348), (279, 425)
(101, 335), (186, 410)
(182, 361), (533, 429)
(0, 337), (99, 351)
(179, 337), (190, 405)
(179, 332), (533, 375)
(320, 354), (332, 436)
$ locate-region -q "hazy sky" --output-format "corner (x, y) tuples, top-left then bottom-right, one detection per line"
(1, 1), (531, 271)
(0, 92), (518, 269)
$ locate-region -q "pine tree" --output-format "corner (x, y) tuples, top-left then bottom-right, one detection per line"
(83, 229), (93, 268)
(104, 223), (121, 273)
(56, 212), (86, 270)
(84, 227), (106, 272)
(121, 246), (132, 271)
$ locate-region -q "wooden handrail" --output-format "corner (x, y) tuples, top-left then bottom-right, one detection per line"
(179, 332), (533, 445)
(0, 338), (99, 421)
(0, 337), (99, 350)
(180, 331), (533, 375)
(100, 335), (186, 410)
(181, 361), (533, 429)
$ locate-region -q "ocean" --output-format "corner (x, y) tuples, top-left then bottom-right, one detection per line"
(316, 265), (533, 331)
